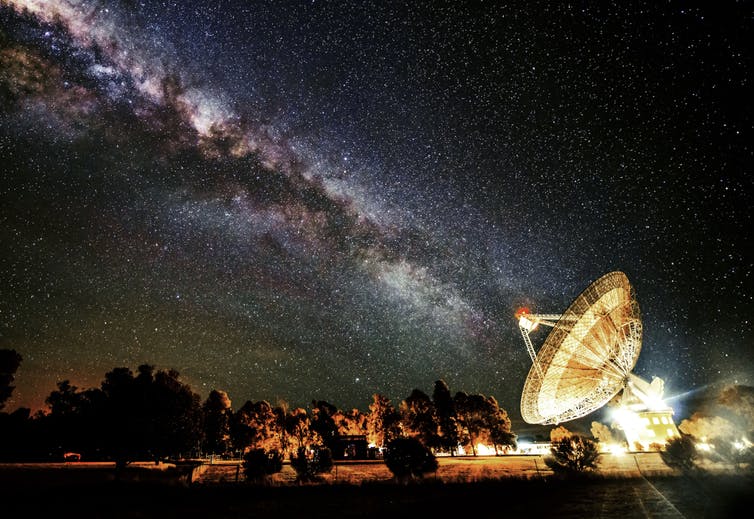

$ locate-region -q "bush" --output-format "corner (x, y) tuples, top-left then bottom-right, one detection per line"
(544, 435), (600, 475)
(290, 446), (333, 482)
(242, 448), (283, 482)
(383, 437), (438, 482)
(660, 434), (698, 472)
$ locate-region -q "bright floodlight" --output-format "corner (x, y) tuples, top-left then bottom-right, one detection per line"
(518, 271), (643, 425)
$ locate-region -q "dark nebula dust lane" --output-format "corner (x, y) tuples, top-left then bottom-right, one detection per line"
(1, 1), (751, 420)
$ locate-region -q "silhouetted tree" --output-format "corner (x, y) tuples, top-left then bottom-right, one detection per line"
(0, 406), (35, 461)
(284, 407), (313, 453)
(487, 397), (516, 454)
(0, 349), (22, 411)
(43, 380), (105, 459)
(334, 407), (367, 436)
(202, 390), (233, 456)
(433, 380), (461, 455)
(99, 366), (145, 467)
(272, 401), (293, 458)
(147, 367), (204, 460)
(400, 389), (439, 449)
(99, 365), (203, 468)
(545, 435), (600, 475)
(242, 448), (283, 483)
(367, 394), (401, 449)
(232, 400), (278, 454)
(384, 437), (438, 483)
(46, 380), (83, 416)
(454, 392), (493, 455)
(661, 434), (698, 472)
(310, 400), (339, 452)
(37, 365), (202, 467)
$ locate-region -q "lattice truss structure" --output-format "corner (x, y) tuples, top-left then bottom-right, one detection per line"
(518, 271), (643, 425)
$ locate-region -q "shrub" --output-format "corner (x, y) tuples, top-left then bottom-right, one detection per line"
(290, 446), (333, 482)
(660, 434), (698, 472)
(544, 435), (600, 476)
(242, 448), (283, 483)
(383, 437), (438, 482)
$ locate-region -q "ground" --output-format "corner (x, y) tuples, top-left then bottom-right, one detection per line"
(0, 454), (751, 518)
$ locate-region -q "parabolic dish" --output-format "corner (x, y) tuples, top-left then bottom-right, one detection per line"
(520, 271), (642, 424)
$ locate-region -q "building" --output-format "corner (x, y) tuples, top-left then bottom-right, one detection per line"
(332, 435), (368, 460)
(626, 410), (680, 450)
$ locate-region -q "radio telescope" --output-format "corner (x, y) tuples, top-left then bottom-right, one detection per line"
(516, 272), (679, 446)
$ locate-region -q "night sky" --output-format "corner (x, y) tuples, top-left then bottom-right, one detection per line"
(1, 1), (751, 425)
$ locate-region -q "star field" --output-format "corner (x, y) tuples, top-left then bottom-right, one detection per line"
(0, 1), (751, 421)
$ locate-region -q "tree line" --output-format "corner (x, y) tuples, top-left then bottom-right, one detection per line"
(0, 350), (516, 465)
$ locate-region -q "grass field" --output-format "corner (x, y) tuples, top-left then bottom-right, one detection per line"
(0, 455), (751, 518)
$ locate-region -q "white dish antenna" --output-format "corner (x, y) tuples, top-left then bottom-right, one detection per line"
(517, 271), (657, 425)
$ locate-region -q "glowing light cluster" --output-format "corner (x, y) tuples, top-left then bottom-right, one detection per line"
(601, 443), (628, 456)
